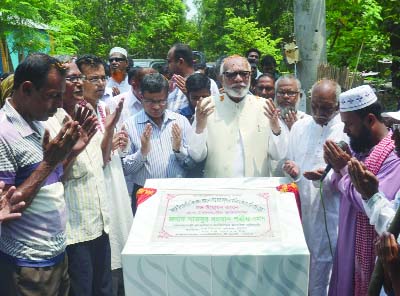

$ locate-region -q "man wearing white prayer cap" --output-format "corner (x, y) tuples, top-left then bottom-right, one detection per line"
(107, 46), (130, 96)
(322, 84), (400, 296)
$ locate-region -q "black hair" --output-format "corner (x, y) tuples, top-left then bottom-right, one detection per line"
(261, 55), (277, 67)
(353, 101), (384, 122)
(128, 67), (141, 84)
(245, 48), (261, 58)
(141, 73), (168, 94)
(76, 54), (105, 74)
(13, 53), (66, 90)
(186, 73), (211, 95)
(172, 43), (193, 67)
(256, 73), (276, 83)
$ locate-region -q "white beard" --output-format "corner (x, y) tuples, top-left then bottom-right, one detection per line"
(224, 83), (250, 99)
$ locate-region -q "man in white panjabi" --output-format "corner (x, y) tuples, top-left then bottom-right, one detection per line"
(189, 55), (284, 177)
(282, 79), (348, 296)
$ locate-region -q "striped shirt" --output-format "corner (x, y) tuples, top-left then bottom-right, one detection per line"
(0, 100), (66, 266)
(44, 109), (110, 245)
(122, 109), (194, 186)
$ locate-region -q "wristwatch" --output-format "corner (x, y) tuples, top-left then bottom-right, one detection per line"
(173, 148), (180, 153)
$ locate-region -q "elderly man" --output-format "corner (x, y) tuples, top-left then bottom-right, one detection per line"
(167, 43), (219, 112)
(107, 47), (130, 96)
(189, 55), (282, 177)
(122, 73), (194, 187)
(0, 53), (81, 295)
(282, 79), (347, 296)
(320, 85), (400, 296)
(264, 74), (310, 176)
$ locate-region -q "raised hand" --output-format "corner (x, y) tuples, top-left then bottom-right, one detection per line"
(0, 181), (25, 221)
(171, 123), (182, 152)
(71, 106), (98, 155)
(263, 99), (281, 134)
(112, 86), (120, 97)
(140, 123), (152, 156)
(173, 74), (187, 95)
(283, 109), (298, 130)
(348, 157), (379, 200)
(104, 98), (124, 132)
(195, 97), (215, 134)
(323, 140), (351, 173)
(43, 120), (80, 166)
(283, 160), (300, 179)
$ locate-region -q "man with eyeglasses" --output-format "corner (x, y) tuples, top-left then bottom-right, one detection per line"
(254, 73), (275, 100)
(75, 54), (132, 296)
(122, 73), (195, 194)
(264, 74), (310, 176)
(188, 55), (283, 178)
(107, 47), (130, 96)
(108, 67), (157, 198)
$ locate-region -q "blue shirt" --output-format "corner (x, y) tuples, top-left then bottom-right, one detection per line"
(122, 109), (194, 186)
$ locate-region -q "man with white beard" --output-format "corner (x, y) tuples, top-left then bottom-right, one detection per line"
(189, 55), (283, 177)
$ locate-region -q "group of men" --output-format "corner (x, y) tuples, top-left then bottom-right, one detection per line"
(0, 42), (399, 296)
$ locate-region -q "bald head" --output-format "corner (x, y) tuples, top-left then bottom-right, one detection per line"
(311, 79), (341, 126)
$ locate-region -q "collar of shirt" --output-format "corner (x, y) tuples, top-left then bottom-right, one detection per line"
(136, 109), (177, 127)
(3, 99), (44, 138)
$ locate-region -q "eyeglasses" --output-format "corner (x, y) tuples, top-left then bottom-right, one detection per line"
(276, 90), (299, 98)
(66, 75), (86, 83)
(109, 57), (126, 63)
(223, 71), (251, 80)
(143, 99), (168, 106)
(85, 76), (107, 84)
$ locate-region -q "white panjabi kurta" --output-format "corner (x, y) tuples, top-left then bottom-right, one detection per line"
(189, 93), (283, 177)
(287, 114), (348, 296)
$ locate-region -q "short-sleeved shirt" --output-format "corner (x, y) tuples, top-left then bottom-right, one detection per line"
(0, 100), (66, 267)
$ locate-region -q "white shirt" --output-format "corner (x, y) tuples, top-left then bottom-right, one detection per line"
(106, 76), (130, 94)
(286, 114), (348, 296)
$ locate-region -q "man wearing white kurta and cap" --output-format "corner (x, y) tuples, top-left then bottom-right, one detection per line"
(321, 85), (400, 296)
(282, 79), (348, 296)
(107, 46), (130, 96)
(188, 55), (284, 177)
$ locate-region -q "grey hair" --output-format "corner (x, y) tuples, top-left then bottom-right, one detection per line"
(274, 74), (301, 91)
(274, 74), (302, 109)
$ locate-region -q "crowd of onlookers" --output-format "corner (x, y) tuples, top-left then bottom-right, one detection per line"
(0, 43), (399, 296)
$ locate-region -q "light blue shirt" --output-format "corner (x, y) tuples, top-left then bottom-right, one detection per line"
(122, 109), (194, 186)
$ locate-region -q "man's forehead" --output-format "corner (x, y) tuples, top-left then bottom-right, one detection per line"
(248, 52), (259, 57)
(66, 63), (81, 75)
(81, 64), (105, 75)
(277, 79), (297, 89)
(224, 58), (249, 70)
(258, 76), (274, 84)
(110, 52), (125, 59)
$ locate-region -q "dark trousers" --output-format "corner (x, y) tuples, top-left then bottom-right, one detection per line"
(66, 232), (112, 296)
(0, 253), (69, 296)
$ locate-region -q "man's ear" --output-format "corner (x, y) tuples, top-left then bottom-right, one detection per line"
(366, 113), (377, 127)
(21, 81), (34, 95)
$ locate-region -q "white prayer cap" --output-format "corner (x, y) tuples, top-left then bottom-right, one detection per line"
(109, 47), (127, 58)
(339, 85), (377, 112)
(382, 111), (400, 121)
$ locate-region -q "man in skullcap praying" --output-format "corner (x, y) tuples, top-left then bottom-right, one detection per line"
(319, 85), (400, 296)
